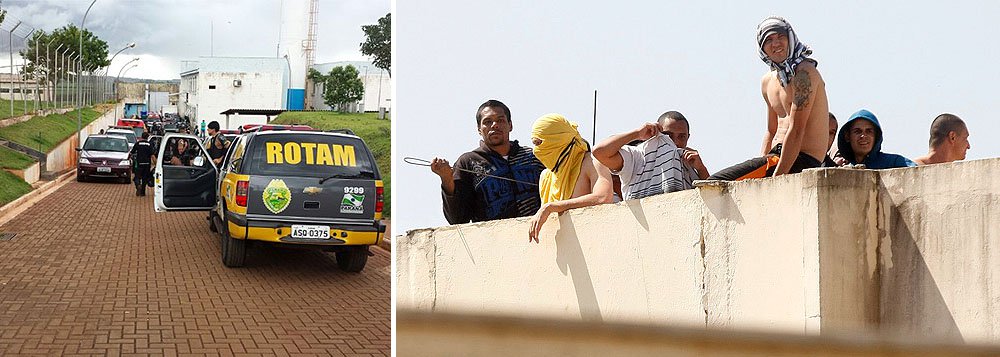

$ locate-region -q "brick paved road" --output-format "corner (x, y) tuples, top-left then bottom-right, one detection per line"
(0, 180), (390, 355)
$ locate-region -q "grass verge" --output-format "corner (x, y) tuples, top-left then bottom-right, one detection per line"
(0, 146), (36, 170)
(0, 108), (103, 153)
(0, 170), (32, 207)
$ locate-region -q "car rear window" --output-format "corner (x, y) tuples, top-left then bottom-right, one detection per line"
(108, 131), (137, 144)
(84, 137), (129, 152)
(248, 133), (376, 179)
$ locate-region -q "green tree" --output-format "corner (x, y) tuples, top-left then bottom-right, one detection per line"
(360, 13), (390, 76)
(20, 24), (109, 83)
(317, 65), (364, 112)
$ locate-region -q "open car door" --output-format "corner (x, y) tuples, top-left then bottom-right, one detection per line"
(154, 133), (218, 212)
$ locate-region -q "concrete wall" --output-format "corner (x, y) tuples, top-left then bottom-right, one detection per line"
(196, 72), (283, 126)
(45, 106), (117, 173)
(398, 159), (1000, 343)
(115, 83), (179, 101)
(398, 168), (880, 335)
(878, 159), (1000, 344)
(399, 312), (1000, 357)
(4, 162), (39, 185)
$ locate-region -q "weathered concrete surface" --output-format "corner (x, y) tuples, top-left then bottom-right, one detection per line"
(398, 160), (1000, 347)
(45, 106), (117, 173)
(4, 162), (39, 185)
(815, 169), (881, 334)
(700, 174), (818, 334)
(878, 159), (1000, 344)
(397, 169), (882, 334)
(398, 312), (1000, 357)
(398, 189), (707, 327)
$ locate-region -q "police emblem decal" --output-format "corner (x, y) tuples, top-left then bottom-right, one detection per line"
(262, 179), (292, 214)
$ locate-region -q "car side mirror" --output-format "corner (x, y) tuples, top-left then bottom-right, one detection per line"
(193, 156), (205, 167)
(75, 148), (82, 152)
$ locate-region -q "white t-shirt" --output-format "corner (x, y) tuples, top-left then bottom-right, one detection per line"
(617, 134), (698, 200)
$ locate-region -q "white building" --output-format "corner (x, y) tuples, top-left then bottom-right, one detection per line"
(309, 61), (391, 113)
(178, 57), (287, 130)
(0, 73), (48, 101)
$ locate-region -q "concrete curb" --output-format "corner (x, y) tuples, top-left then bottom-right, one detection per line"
(0, 170), (75, 225)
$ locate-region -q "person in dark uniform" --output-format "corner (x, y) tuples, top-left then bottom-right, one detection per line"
(129, 132), (156, 196)
(205, 121), (230, 167)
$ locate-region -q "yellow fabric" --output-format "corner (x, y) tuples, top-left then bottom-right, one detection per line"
(531, 113), (588, 204)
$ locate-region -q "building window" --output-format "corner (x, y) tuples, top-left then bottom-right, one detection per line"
(209, 85), (216, 89)
(0, 88), (7, 93)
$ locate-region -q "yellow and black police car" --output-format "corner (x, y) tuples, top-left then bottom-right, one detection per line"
(153, 129), (385, 271)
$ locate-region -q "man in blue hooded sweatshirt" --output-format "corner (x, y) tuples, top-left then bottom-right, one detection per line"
(836, 109), (916, 169)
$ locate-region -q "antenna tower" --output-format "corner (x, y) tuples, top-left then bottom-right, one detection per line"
(303, 0), (318, 109)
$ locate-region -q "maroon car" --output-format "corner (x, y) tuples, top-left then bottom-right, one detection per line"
(76, 135), (132, 183)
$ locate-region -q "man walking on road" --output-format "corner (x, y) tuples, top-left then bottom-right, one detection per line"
(130, 132), (156, 196)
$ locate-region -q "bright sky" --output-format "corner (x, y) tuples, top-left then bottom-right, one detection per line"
(0, 0), (389, 79)
(394, 0), (1000, 234)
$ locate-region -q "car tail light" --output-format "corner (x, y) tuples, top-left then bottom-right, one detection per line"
(235, 180), (249, 207)
(375, 186), (384, 213)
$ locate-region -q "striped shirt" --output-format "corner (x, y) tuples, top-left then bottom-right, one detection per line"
(617, 134), (698, 200)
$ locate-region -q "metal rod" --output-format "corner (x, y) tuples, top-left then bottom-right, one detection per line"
(79, 0), (98, 148)
(592, 89), (597, 144)
(403, 157), (539, 187)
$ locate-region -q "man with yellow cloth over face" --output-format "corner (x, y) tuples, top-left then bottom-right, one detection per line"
(528, 114), (614, 242)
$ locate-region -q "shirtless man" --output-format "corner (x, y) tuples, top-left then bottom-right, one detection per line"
(913, 113), (970, 165)
(528, 114), (613, 242)
(709, 16), (829, 180)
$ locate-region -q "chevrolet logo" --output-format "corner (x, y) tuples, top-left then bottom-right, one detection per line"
(303, 187), (323, 195)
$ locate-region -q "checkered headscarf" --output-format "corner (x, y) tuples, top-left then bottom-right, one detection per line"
(757, 16), (814, 87)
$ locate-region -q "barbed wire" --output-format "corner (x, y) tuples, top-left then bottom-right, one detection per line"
(0, 11), (36, 37)
(0, 7), (37, 51)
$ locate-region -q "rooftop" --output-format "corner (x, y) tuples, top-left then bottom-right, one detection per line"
(180, 56), (287, 77)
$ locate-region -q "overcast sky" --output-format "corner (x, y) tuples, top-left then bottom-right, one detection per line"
(0, 0), (389, 79)
(395, 0), (1000, 234)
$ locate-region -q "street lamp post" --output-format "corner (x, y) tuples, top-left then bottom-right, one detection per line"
(114, 59), (138, 119)
(71, 53), (79, 109)
(21, 29), (35, 115)
(114, 57), (138, 99)
(78, 0), (97, 149)
(106, 42), (135, 105)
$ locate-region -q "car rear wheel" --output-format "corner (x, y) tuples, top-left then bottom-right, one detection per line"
(219, 210), (246, 267)
(336, 246), (369, 272)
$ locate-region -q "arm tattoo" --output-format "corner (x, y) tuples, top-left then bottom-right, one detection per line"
(792, 70), (812, 107)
